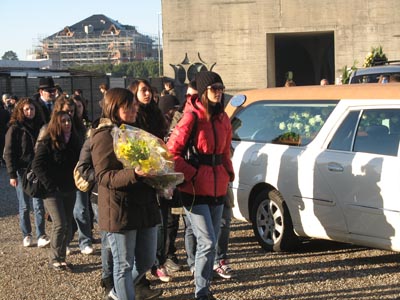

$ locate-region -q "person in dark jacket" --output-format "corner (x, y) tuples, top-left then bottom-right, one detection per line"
(33, 77), (57, 124)
(158, 94), (180, 128)
(51, 94), (95, 256)
(167, 71), (234, 300)
(129, 79), (174, 283)
(161, 79), (176, 97)
(32, 110), (80, 271)
(0, 99), (10, 166)
(2, 93), (17, 115)
(129, 79), (168, 139)
(91, 88), (161, 300)
(3, 98), (49, 248)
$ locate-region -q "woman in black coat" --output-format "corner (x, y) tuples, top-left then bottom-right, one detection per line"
(128, 79), (173, 283)
(3, 98), (49, 248)
(32, 110), (80, 271)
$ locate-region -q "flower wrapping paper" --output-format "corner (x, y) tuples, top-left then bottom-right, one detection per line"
(112, 124), (184, 191)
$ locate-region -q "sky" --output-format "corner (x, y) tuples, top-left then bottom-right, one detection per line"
(0, 0), (162, 60)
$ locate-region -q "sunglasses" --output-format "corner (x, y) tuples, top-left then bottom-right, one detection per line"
(207, 83), (225, 92)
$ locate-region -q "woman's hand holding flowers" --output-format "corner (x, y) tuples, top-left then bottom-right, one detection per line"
(113, 125), (184, 192)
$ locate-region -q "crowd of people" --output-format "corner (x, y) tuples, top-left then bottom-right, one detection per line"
(0, 71), (236, 300)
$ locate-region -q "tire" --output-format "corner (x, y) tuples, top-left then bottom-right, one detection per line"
(250, 189), (299, 252)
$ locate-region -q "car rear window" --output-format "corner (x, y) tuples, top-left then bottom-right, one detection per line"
(231, 100), (338, 146)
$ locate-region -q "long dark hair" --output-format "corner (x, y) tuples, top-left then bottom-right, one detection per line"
(127, 79), (167, 139)
(9, 97), (42, 127)
(127, 79), (152, 98)
(199, 91), (225, 121)
(72, 94), (90, 123)
(47, 111), (74, 150)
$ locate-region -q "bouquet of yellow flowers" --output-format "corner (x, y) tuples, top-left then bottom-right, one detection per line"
(112, 124), (184, 194)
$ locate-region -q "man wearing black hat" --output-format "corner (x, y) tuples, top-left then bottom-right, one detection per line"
(34, 77), (57, 124)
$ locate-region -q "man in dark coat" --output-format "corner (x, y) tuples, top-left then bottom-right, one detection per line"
(33, 77), (57, 124)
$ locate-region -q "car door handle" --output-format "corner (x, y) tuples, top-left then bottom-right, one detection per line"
(327, 162), (344, 172)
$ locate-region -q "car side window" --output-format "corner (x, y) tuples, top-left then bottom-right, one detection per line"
(328, 111), (360, 151)
(231, 100), (337, 146)
(353, 109), (400, 156)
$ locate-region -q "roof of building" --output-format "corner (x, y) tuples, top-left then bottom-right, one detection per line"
(46, 14), (138, 39)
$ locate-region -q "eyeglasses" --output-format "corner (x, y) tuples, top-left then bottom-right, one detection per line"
(44, 88), (56, 93)
(207, 83), (225, 92)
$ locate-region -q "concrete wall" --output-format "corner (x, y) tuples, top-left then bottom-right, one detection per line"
(162, 0), (400, 93)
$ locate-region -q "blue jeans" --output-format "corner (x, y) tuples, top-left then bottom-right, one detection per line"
(215, 204), (232, 263)
(91, 202), (98, 224)
(155, 201), (169, 267)
(183, 214), (196, 273)
(101, 230), (113, 279)
(107, 226), (157, 300)
(184, 204), (223, 298)
(184, 204), (231, 271)
(15, 171), (46, 239)
(69, 190), (92, 250)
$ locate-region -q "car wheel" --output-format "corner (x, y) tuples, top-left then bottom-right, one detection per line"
(251, 189), (299, 252)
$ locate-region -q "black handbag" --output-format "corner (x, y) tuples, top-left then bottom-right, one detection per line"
(22, 162), (47, 198)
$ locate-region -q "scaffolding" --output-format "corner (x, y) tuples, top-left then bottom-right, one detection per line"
(40, 28), (156, 69)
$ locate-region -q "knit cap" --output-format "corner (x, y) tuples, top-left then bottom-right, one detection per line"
(195, 71), (223, 97)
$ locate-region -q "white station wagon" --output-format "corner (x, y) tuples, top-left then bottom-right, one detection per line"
(225, 84), (400, 252)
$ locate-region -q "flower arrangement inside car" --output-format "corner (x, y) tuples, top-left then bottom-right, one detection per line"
(112, 124), (184, 198)
(273, 131), (301, 145)
(271, 110), (327, 146)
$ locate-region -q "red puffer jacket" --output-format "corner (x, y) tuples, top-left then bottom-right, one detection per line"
(167, 96), (234, 198)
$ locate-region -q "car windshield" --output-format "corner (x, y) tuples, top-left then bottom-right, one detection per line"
(231, 100), (338, 146)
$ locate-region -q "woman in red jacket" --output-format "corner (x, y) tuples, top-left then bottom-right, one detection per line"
(167, 71), (234, 300)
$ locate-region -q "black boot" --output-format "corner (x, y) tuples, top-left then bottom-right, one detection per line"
(135, 277), (162, 300)
(100, 276), (114, 298)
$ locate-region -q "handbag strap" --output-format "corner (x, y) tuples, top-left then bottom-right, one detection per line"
(182, 111), (198, 156)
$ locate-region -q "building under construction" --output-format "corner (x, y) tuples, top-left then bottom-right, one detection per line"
(39, 14), (157, 69)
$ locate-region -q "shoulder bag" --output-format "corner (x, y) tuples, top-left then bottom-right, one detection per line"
(22, 162), (47, 198)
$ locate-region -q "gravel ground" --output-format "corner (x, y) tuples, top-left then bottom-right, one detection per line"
(1, 166), (400, 300)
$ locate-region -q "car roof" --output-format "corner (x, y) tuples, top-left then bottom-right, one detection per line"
(352, 65), (400, 76)
(225, 83), (400, 117)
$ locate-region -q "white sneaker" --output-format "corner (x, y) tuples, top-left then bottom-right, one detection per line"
(81, 245), (94, 255)
(37, 235), (50, 248)
(213, 259), (234, 279)
(107, 290), (118, 300)
(23, 236), (33, 247)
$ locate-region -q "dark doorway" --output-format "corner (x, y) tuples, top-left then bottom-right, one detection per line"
(275, 32), (334, 87)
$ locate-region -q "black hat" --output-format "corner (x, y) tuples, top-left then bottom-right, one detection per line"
(38, 77), (55, 89)
(195, 71), (223, 97)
